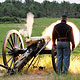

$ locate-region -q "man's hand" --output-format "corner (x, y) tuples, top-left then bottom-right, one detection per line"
(52, 46), (57, 56)
(52, 46), (56, 51)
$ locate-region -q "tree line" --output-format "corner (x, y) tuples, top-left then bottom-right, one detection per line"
(0, 0), (80, 18)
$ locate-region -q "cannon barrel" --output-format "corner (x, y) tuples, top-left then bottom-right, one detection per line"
(7, 37), (51, 61)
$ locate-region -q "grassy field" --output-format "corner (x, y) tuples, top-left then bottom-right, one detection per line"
(0, 18), (80, 80)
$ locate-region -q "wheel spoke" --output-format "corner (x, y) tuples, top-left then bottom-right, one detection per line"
(13, 33), (15, 45)
(19, 38), (22, 48)
(7, 39), (13, 49)
(7, 56), (13, 63)
(18, 42), (21, 48)
(6, 46), (12, 51)
(10, 35), (14, 47)
(16, 35), (19, 46)
(10, 57), (14, 68)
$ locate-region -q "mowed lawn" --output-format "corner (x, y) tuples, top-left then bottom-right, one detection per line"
(0, 18), (80, 80)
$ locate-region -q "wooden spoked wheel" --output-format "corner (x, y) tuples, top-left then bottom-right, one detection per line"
(52, 50), (57, 73)
(2, 30), (24, 69)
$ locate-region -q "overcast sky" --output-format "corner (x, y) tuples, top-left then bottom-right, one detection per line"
(34, 0), (80, 4)
(0, 0), (80, 4)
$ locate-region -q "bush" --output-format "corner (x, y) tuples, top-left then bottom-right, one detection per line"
(0, 16), (25, 23)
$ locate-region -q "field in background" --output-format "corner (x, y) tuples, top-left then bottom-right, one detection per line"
(0, 18), (80, 79)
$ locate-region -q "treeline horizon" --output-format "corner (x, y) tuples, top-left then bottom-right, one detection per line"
(0, 0), (80, 18)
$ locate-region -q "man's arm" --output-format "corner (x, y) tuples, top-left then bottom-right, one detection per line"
(52, 26), (57, 48)
(70, 28), (75, 51)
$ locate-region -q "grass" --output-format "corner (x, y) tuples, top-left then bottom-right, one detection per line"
(0, 71), (80, 80)
(0, 18), (80, 80)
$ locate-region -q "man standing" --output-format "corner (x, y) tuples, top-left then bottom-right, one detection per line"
(52, 14), (75, 74)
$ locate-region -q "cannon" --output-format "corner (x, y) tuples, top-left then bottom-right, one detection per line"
(0, 30), (57, 74)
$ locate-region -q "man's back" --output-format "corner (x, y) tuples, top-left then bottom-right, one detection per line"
(55, 23), (71, 37)
(53, 22), (72, 42)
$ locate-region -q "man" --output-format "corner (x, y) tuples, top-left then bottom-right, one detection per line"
(52, 14), (75, 74)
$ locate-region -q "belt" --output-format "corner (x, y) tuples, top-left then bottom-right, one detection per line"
(57, 37), (69, 42)
(57, 41), (69, 42)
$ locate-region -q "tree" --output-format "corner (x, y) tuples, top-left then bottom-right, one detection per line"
(25, 0), (34, 5)
(0, 0), (80, 18)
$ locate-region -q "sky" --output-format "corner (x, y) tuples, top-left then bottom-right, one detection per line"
(34, 0), (80, 4)
(0, 0), (80, 4)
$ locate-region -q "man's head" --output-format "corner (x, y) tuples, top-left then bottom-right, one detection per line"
(61, 13), (67, 21)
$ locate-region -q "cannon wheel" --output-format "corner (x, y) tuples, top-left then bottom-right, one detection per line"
(2, 30), (24, 69)
(52, 50), (57, 73)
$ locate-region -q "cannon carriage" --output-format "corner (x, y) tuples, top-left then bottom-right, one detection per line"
(0, 29), (57, 74)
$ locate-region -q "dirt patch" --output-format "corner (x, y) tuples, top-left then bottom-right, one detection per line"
(0, 71), (53, 80)
(0, 69), (80, 80)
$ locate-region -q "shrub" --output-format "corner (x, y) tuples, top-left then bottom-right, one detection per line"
(0, 16), (25, 23)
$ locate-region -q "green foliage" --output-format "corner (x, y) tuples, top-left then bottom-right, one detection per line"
(0, 0), (80, 18)
(0, 16), (25, 23)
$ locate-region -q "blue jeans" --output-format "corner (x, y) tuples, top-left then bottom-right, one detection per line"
(56, 42), (71, 74)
